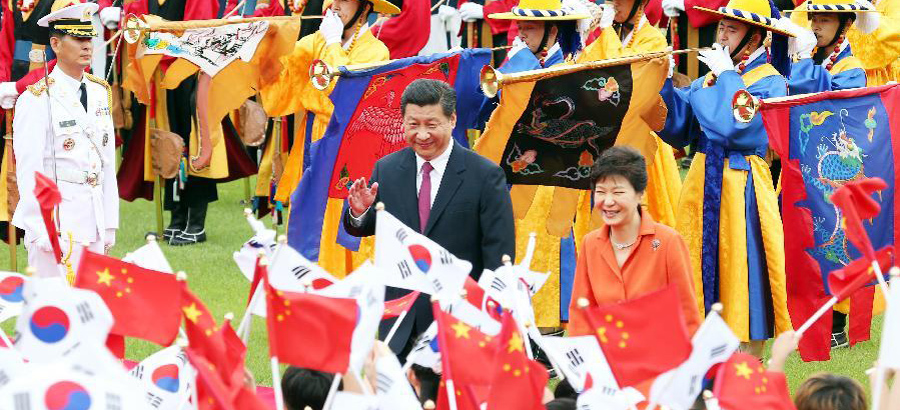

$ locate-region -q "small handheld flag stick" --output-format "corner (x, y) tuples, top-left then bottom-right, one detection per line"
(271, 356), (286, 410)
(796, 296), (839, 335)
(869, 260), (891, 302)
(383, 306), (410, 347)
(526, 324), (565, 382)
(238, 236), (285, 342)
(169, 338), (193, 410)
(870, 267), (899, 410)
(502, 254), (534, 360)
(432, 295), (460, 410)
(702, 391), (721, 410)
(351, 367), (374, 396)
(520, 232), (537, 270)
(322, 372), (343, 409)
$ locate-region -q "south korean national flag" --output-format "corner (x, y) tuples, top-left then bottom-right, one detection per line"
(0, 271), (27, 324)
(130, 345), (194, 410)
(14, 278), (113, 364)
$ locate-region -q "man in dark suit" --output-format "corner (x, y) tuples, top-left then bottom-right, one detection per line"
(343, 78), (515, 360)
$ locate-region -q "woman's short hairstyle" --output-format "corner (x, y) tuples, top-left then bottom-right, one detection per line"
(793, 373), (867, 410)
(590, 146), (648, 193)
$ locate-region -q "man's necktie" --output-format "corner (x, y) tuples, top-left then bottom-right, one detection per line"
(418, 162), (433, 233)
(79, 82), (87, 111)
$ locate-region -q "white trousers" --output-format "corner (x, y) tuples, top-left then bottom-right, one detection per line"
(26, 238), (104, 279)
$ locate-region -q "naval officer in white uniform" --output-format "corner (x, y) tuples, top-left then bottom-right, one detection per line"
(12, 2), (118, 277)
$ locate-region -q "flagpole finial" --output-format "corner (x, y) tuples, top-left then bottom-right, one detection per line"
(577, 297), (590, 308)
(257, 249), (267, 258)
(224, 312), (234, 322)
(702, 391), (714, 400)
(146, 233), (158, 242)
(889, 266), (900, 278)
(528, 232), (537, 239)
(502, 254), (512, 265)
(712, 303), (724, 313)
(423, 400), (436, 410)
(25, 266), (36, 276)
(175, 338), (188, 348)
(487, 300), (496, 309)
(244, 208), (253, 216)
(176, 271), (187, 281)
(376, 202), (385, 211)
(277, 235), (288, 244)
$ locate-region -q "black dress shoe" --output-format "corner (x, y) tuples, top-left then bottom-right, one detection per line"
(831, 332), (849, 349)
(170, 230), (207, 246)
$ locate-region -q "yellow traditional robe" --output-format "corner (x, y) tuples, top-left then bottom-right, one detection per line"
(259, 27), (389, 275)
(578, 17), (682, 228)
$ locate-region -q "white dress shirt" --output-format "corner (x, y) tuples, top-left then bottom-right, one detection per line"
(54, 70), (88, 111)
(415, 141), (453, 208)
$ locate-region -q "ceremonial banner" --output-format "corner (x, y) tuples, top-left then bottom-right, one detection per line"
(140, 21), (270, 76)
(287, 49), (491, 264)
(762, 84), (900, 361)
(474, 57), (667, 235)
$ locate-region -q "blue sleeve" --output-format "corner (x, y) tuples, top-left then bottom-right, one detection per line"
(658, 78), (701, 148)
(789, 59), (832, 95)
(689, 70), (786, 151)
(831, 67), (867, 91)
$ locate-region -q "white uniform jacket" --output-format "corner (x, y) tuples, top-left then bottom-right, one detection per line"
(12, 67), (119, 246)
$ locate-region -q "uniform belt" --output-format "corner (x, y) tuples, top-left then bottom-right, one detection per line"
(55, 168), (102, 187)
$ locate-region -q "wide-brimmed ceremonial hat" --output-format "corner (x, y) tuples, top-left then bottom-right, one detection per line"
(488, 0), (590, 21)
(37, 2), (99, 38)
(786, 0), (878, 13)
(324, 0), (402, 15)
(694, 0), (795, 37)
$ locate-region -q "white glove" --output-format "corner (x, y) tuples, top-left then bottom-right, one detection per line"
(438, 5), (460, 22)
(598, 3), (615, 29)
(459, 2), (484, 22)
(697, 43), (735, 76)
(509, 35), (528, 58)
(776, 17), (816, 59)
(320, 9), (344, 45)
(99, 6), (121, 29)
(561, 0), (592, 35)
(854, 0), (879, 34)
(662, 0), (684, 18)
(0, 82), (18, 109)
(33, 236), (53, 253)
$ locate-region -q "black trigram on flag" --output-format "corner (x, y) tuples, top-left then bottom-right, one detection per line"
(566, 348), (585, 368)
(130, 364), (145, 379)
(13, 392), (29, 410)
(398, 260), (412, 279)
(376, 371), (394, 394)
(709, 344), (728, 360)
(76, 301), (94, 324)
(291, 265), (313, 281)
(146, 391), (164, 408)
(490, 277), (507, 293)
(106, 392), (123, 410)
(395, 229), (409, 244)
(439, 249), (453, 265)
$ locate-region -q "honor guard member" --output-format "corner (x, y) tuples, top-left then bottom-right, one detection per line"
(12, 2), (118, 277)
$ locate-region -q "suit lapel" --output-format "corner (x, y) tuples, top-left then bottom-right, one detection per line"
(424, 143), (465, 235)
(398, 149), (421, 230)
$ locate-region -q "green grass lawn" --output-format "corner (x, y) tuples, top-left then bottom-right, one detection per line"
(0, 176), (886, 392)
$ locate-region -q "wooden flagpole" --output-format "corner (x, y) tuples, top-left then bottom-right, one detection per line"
(5, 108), (16, 271)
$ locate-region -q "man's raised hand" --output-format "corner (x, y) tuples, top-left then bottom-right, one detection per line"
(348, 177), (378, 217)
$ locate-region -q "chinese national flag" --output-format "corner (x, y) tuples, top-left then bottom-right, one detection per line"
(713, 353), (796, 410)
(383, 291), (420, 319)
(265, 279), (357, 373)
(436, 380), (488, 410)
(74, 250), (181, 345)
(828, 246), (894, 301)
(485, 313), (548, 410)
(582, 286), (692, 388)
(247, 252), (265, 306)
(181, 284), (246, 384)
(433, 302), (501, 386)
(830, 177), (887, 262)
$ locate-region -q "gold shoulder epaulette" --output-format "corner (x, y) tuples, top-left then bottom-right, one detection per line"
(26, 77), (54, 97)
(85, 73), (112, 103)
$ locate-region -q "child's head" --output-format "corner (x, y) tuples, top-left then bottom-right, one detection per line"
(794, 373), (867, 410)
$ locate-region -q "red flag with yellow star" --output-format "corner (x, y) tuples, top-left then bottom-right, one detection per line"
(383, 291), (421, 320)
(181, 284), (245, 384)
(264, 279), (357, 373)
(436, 380), (486, 410)
(713, 353), (795, 410)
(486, 313), (548, 410)
(433, 302), (501, 386)
(583, 285), (691, 388)
(74, 250), (181, 345)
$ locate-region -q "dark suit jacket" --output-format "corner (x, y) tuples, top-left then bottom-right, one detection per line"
(343, 142), (515, 357)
